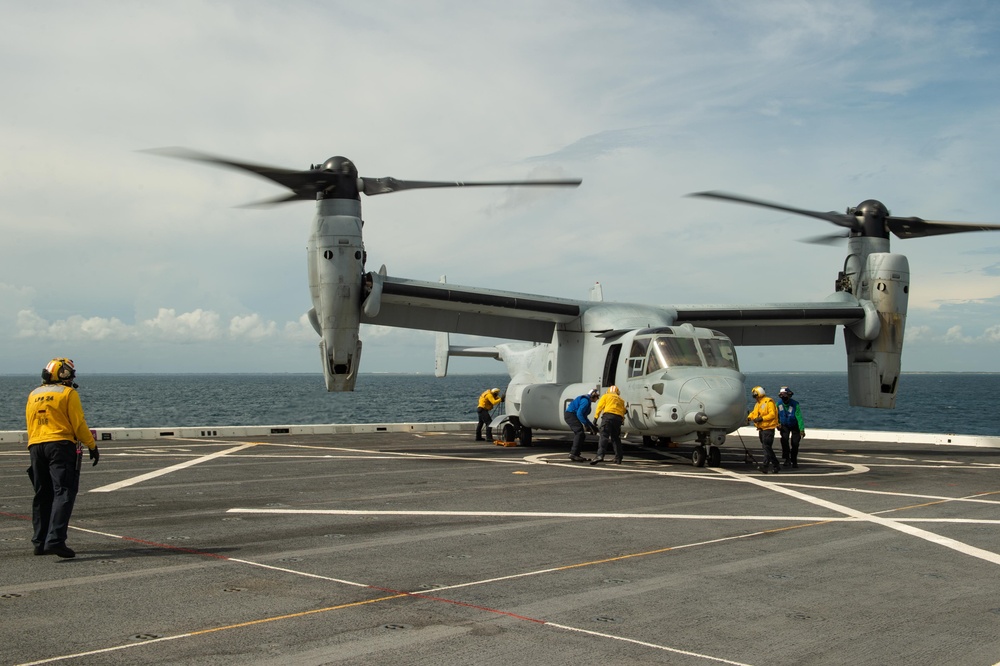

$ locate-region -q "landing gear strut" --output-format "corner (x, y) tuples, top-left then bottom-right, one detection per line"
(692, 432), (724, 468)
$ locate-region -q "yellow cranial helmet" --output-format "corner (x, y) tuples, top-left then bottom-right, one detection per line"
(42, 358), (76, 384)
(608, 385), (620, 395)
(751, 385), (765, 399)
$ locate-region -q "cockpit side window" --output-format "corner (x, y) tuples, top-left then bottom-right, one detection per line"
(646, 347), (663, 374)
(655, 336), (702, 367)
(699, 338), (739, 370)
(627, 338), (651, 378)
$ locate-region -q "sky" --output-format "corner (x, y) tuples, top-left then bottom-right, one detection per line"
(3, 0), (1000, 378)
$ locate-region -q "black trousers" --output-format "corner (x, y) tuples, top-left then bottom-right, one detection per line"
(596, 414), (624, 461)
(779, 426), (801, 463)
(476, 408), (492, 439)
(29, 441), (81, 549)
(758, 428), (779, 468)
(565, 412), (586, 456)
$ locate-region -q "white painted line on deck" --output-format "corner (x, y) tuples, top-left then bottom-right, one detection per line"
(546, 622), (753, 666)
(265, 441), (527, 465)
(778, 482), (1000, 506)
(89, 443), (256, 492)
(525, 452), (870, 477)
(711, 468), (1000, 566)
(227, 508), (856, 522)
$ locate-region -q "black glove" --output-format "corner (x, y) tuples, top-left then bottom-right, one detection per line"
(89, 446), (100, 466)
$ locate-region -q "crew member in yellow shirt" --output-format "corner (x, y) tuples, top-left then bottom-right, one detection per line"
(25, 358), (100, 558)
(590, 385), (627, 465)
(747, 385), (780, 474)
(475, 387), (504, 441)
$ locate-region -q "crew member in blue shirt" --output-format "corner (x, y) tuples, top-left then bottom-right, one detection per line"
(565, 388), (599, 462)
(776, 386), (805, 468)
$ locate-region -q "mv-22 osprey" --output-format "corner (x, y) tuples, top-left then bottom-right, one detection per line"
(154, 149), (1000, 466)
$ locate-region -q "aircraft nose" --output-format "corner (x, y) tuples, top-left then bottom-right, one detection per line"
(680, 377), (745, 428)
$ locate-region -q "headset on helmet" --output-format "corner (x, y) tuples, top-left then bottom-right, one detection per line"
(42, 358), (76, 385)
(607, 385), (620, 395)
(751, 385), (765, 399)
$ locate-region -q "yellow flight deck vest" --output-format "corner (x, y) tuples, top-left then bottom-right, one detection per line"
(25, 384), (96, 449)
(478, 390), (502, 410)
(748, 397), (778, 430)
(594, 393), (627, 419)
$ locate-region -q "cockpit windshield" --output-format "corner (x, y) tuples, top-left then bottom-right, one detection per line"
(628, 333), (739, 376)
(698, 337), (739, 370)
(650, 336), (701, 368)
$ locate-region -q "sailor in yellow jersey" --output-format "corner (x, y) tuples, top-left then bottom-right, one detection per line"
(475, 388), (504, 441)
(590, 385), (627, 465)
(747, 385), (780, 474)
(25, 358), (100, 558)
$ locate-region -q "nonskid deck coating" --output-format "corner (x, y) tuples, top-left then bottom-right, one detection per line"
(2, 428), (1000, 665)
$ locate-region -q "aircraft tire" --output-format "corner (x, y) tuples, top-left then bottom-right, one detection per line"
(519, 427), (533, 447)
(707, 446), (721, 467)
(500, 422), (516, 444)
(691, 445), (707, 467)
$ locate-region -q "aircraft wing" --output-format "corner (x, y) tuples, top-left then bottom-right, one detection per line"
(672, 300), (868, 345)
(362, 275), (586, 342)
(363, 273), (869, 347)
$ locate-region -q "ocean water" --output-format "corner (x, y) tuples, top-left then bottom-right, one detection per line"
(1, 372), (998, 437)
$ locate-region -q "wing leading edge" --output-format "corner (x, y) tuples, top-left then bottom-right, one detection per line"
(362, 273), (868, 347)
(674, 301), (868, 345)
(363, 275), (585, 342)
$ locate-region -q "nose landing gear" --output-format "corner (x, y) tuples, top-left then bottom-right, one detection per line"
(691, 432), (724, 467)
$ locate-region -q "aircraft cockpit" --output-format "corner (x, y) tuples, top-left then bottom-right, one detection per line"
(626, 327), (739, 378)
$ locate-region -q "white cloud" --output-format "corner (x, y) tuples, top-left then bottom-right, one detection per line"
(229, 314), (277, 340)
(16, 310), (133, 341)
(140, 309), (222, 341)
(283, 314), (318, 342)
(903, 322), (1000, 346)
(904, 325), (932, 342)
(14, 308), (307, 345)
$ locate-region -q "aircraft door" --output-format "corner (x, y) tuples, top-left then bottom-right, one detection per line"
(602, 343), (622, 388)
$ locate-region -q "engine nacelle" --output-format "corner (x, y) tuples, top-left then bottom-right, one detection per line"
(307, 198), (365, 391)
(844, 251), (909, 408)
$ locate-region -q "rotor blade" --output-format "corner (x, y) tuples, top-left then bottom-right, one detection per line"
(800, 231), (850, 246)
(145, 147), (334, 198)
(361, 176), (582, 196)
(887, 216), (1000, 240)
(688, 190), (861, 231)
(238, 192), (315, 208)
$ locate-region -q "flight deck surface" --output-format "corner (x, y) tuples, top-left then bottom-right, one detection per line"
(2, 428), (1000, 665)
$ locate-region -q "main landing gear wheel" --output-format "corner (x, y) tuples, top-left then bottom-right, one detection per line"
(691, 445), (707, 467)
(707, 445), (721, 467)
(519, 427), (532, 447)
(500, 422), (516, 443)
